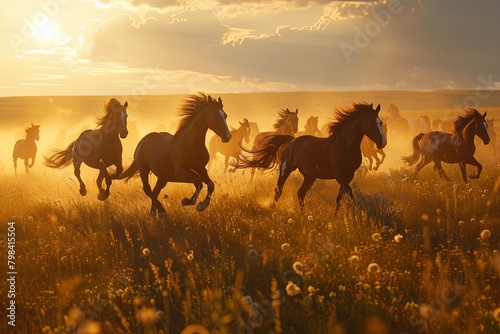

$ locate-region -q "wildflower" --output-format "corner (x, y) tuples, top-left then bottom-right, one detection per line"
(287, 218), (294, 224)
(307, 286), (316, 294)
(142, 248), (150, 256)
(246, 202), (252, 208)
(480, 229), (491, 240)
(493, 307), (500, 322)
(187, 253), (194, 261)
(281, 243), (290, 251)
(77, 321), (102, 334)
(471, 217), (477, 223)
(247, 249), (258, 260)
(394, 234), (403, 243)
(59, 226), (66, 233)
(436, 209), (442, 215)
(307, 215), (313, 221)
(285, 281), (301, 296)
(28, 216), (34, 222)
(421, 214), (429, 221)
(367, 263), (380, 273)
(137, 307), (158, 327)
(372, 233), (381, 241)
(65, 306), (85, 328)
(382, 225), (390, 233)
(419, 304), (433, 319)
(459, 220), (465, 226)
(349, 255), (360, 264)
(248, 308), (263, 328)
(292, 262), (304, 275)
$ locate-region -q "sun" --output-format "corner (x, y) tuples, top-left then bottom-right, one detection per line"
(36, 21), (59, 42)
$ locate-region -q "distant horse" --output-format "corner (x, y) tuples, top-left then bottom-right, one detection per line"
(117, 93), (231, 217)
(44, 98), (129, 200)
(386, 104), (409, 140)
(13, 123), (40, 175)
(296, 116), (322, 137)
(361, 119), (388, 171)
(234, 103), (386, 210)
(249, 121), (260, 143)
(402, 109), (490, 183)
(409, 115), (432, 134)
(208, 118), (251, 172)
(249, 108), (299, 180)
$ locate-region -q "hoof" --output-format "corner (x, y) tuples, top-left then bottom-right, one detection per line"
(97, 191), (109, 201)
(196, 202), (209, 211)
(181, 198), (195, 206)
(80, 188), (87, 196)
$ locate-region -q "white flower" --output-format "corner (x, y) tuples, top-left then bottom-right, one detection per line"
(281, 243), (290, 251)
(285, 281), (301, 296)
(372, 233), (381, 241)
(493, 307), (500, 322)
(382, 226), (390, 233)
(350, 255), (360, 264)
(187, 253), (194, 261)
(142, 248), (150, 256)
(367, 263), (380, 273)
(481, 229), (491, 240)
(292, 262), (303, 275)
(394, 234), (403, 243)
(247, 249), (258, 259)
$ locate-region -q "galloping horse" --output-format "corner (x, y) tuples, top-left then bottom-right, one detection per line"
(386, 104), (409, 140)
(296, 116), (322, 137)
(117, 93), (231, 217)
(13, 123), (40, 175)
(402, 109), (490, 183)
(234, 103), (386, 210)
(361, 119), (388, 171)
(249, 108), (299, 180)
(207, 118), (251, 172)
(44, 98), (129, 200)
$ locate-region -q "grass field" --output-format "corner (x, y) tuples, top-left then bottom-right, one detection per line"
(1, 159), (499, 333)
(1, 91), (500, 333)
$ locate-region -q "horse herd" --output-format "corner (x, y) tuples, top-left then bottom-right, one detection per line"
(11, 92), (494, 216)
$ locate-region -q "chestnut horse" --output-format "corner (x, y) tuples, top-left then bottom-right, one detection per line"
(402, 108), (490, 183)
(44, 98), (129, 200)
(13, 123), (40, 175)
(118, 93), (231, 218)
(361, 119), (388, 171)
(234, 103), (386, 210)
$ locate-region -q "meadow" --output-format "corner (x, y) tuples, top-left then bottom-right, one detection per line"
(1, 92), (500, 334)
(1, 158), (500, 334)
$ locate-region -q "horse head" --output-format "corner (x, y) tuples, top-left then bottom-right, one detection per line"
(363, 104), (386, 149)
(240, 118), (251, 144)
(286, 108), (299, 134)
(475, 111), (490, 145)
(30, 123), (40, 141)
(206, 96), (231, 143)
(108, 99), (129, 139)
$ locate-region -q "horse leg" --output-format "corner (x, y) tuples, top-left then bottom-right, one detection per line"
(138, 169), (156, 215)
(412, 156), (432, 180)
(458, 162), (468, 183)
(367, 156), (373, 171)
(297, 174), (316, 209)
(96, 165), (111, 201)
(151, 177), (168, 218)
(110, 160), (123, 179)
(378, 150), (386, 165)
(274, 160), (295, 202)
(335, 184), (349, 212)
(250, 167), (256, 181)
(176, 169), (203, 206)
(24, 159), (30, 174)
(466, 156), (482, 179)
(13, 157), (18, 176)
(196, 168), (214, 211)
(433, 161), (451, 182)
(29, 156), (35, 168)
(73, 157), (87, 196)
(224, 155), (230, 173)
(373, 154), (381, 171)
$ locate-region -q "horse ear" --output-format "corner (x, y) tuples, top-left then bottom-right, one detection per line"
(286, 108), (290, 113)
(483, 111), (487, 118)
(124, 101), (128, 108)
(295, 109), (298, 114)
(208, 95), (213, 102)
(369, 103), (373, 109)
(31, 123), (34, 127)
(218, 97), (222, 103)
(376, 104), (381, 113)
(239, 121), (243, 125)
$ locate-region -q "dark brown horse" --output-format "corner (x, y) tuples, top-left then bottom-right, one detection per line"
(402, 108), (490, 183)
(13, 123), (40, 175)
(117, 93), (231, 218)
(234, 103), (386, 210)
(207, 118), (251, 172)
(44, 98), (129, 200)
(249, 108), (299, 180)
(361, 118), (388, 171)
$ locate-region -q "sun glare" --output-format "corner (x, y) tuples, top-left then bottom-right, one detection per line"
(37, 21), (59, 42)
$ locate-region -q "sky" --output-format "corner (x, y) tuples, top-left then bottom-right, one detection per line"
(1, 0), (500, 97)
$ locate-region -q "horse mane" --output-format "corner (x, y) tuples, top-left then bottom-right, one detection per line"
(177, 92), (213, 133)
(273, 108), (292, 130)
(328, 103), (372, 135)
(452, 108), (479, 134)
(96, 98), (121, 127)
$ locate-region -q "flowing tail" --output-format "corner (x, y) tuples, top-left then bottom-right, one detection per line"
(232, 134), (294, 170)
(115, 161), (139, 182)
(401, 133), (425, 166)
(44, 141), (75, 168)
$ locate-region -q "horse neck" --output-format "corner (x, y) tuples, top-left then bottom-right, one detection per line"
(276, 121), (293, 135)
(330, 120), (364, 149)
(99, 119), (121, 142)
(233, 126), (245, 142)
(26, 132), (37, 143)
(176, 112), (209, 147)
(462, 121), (478, 144)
